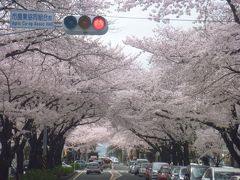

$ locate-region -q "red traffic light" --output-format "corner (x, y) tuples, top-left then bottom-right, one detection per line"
(93, 16), (106, 30)
(63, 15), (108, 35)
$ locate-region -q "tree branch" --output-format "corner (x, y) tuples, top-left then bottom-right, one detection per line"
(226, 0), (240, 24)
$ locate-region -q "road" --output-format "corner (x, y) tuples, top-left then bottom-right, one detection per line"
(71, 164), (146, 180)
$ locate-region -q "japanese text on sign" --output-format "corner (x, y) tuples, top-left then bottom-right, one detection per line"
(10, 9), (54, 29)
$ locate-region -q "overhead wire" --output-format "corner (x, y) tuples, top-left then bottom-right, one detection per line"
(0, 12), (234, 36)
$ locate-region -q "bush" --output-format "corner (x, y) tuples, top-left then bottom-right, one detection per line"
(19, 166), (74, 180)
(70, 163), (81, 170)
(20, 169), (57, 180)
(52, 166), (74, 177)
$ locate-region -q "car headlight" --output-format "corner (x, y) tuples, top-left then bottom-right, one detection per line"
(152, 170), (158, 175)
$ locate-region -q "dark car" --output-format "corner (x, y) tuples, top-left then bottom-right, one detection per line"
(183, 164), (208, 180)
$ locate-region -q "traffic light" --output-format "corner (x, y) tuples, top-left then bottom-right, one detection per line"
(63, 15), (108, 35)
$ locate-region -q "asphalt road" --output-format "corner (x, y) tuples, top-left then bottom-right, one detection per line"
(117, 173), (146, 180)
(74, 171), (111, 180)
(71, 164), (146, 180)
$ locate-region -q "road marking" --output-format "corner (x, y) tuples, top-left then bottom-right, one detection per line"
(109, 170), (122, 180)
(72, 170), (84, 180)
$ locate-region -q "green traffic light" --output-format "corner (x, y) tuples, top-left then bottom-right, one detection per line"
(64, 16), (77, 29)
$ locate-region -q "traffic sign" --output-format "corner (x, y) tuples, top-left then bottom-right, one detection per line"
(10, 9), (54, 29)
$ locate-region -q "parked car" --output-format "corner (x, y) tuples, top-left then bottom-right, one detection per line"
(75, 160), (87, 169)
(23, 160), (29, 171)
(62, 162), (72, 168)
(145, 162), (153, 179)
(231, 175), (240, 180)
(146, 162), (169, 180)
(171, 166), (188, 180)
(183, 164), (208, 180)
(94, 159), (104, 171)
(158, 165), (171, 180)
(139, 162), (150, 177)
(110, 157), (119, 164)
(128, 160), (136, 173)
(86, 162), (101, 174)
(132, 158), (149, 175)
(202, 167), (240, 180)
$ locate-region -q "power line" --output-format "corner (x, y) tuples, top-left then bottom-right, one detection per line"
(105, 15), (233, 23)
(0, 12), (234, 36)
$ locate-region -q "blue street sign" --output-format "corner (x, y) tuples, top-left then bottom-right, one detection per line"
(10, 9), (54, 29)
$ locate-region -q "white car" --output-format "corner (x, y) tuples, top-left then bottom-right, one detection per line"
(86, 162), (101, 174)
(62, 162), (72, 168)
(138, 162), (149, 176)
(111, 157), (119, 164)
(231, 176), (240, 180)
(202, 167), (240, 180)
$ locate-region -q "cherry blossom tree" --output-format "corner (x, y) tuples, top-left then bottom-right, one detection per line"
(193, 128), (228, 166)
(110, 0), (240, 166)
(0, 1), (139, 179)
(115, 0), (239, 24)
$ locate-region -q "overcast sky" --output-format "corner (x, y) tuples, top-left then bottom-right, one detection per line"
(101, 7), (195, 67)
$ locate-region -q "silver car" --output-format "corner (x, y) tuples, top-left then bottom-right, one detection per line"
(202, 167), (240, 180)
(171, 166), (188, 180)
(86, 162), (101, 174)
(139, 162), (150, 177)
(132, 159), (149, 175)
(231, 176), (240, 180)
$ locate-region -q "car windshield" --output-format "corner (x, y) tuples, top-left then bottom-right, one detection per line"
(181, 168), (188, 175)
(141, 163), (149, 168)
(137, 160), (148, 164)
(161, 167), (170, 173)
(129, 161), (136, 165)
(191, 167), (208, 178)
(215, 172), (240, 180)
(153, 163), (166, 170)
(172, 167), (180, 174)
(87, 163), (98, 167)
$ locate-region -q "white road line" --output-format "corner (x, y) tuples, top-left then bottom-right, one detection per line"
(109, 170), (122, 180)
(72, 170), (84, 180)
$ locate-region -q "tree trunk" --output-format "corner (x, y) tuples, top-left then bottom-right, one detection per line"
(16, 148), (24, 180)
(171, 143), (178, 165)
(183, 142), (190, 165)
(16, 139), (27, 180)
(53, 137), (65, 166)
(160, 145), (171, 163)
(0, 115), (15, 180)
(221, 131), (240, 167)
(28, 130), (44, 169)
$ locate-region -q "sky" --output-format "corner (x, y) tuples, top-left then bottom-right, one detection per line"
(101, 7), (196, 67)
